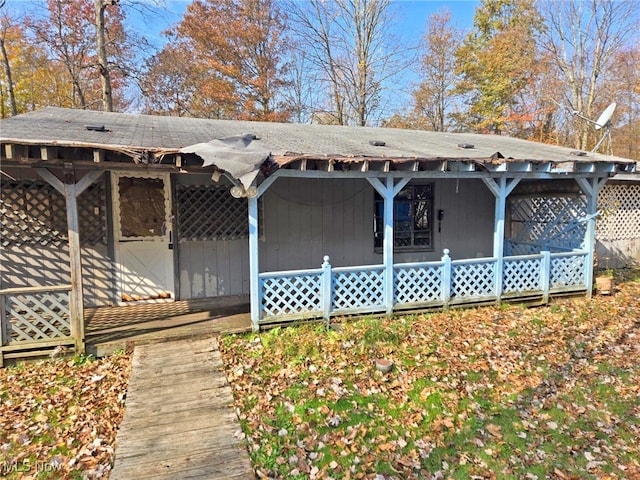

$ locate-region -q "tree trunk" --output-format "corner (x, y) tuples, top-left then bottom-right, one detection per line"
(96, 0), (113, 112)
(0, 34), (17, 116)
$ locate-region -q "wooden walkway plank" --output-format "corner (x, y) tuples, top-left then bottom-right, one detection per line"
(110, 336), (255, 480)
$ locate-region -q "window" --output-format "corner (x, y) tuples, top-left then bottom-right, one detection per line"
(374, 184), (434, 251)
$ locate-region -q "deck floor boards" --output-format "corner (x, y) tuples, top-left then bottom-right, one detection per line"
(85, 295), (252, 357)
(110, 336), (255, 480)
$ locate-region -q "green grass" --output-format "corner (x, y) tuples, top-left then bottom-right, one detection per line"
(220, 276), (640, 479)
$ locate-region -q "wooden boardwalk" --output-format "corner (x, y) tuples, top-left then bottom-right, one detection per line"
(110, 336), (255, 480)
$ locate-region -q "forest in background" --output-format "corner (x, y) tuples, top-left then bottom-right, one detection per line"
(0, 0), (638, 160)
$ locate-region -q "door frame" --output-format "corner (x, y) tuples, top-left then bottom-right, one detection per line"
(110, 171), (175, 304)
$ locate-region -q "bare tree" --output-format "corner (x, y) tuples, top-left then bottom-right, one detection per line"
(288, 0), (407, 126)
(413, 9), (461, 131)
(540, 0), (639, 150)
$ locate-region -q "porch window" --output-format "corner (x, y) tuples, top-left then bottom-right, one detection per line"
(374, 183), (434, 252)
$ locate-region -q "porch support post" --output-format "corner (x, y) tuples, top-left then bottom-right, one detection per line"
(247, 175), (279, 331)
(248, 195), (260, 331)
(482, 176), (521, 301)
(37, 167), (103, 355)
(575, 176), (608, 298)
(368, 177), (410, 316)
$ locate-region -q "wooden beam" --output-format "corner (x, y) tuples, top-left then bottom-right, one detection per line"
(37, 169), (64, 195)
(40, 146), (58, 161)
(93, 149), (105, 163)
(4, 143), (14, 159)
(64, 171), (85, 354)
(75, 170), (104, 195)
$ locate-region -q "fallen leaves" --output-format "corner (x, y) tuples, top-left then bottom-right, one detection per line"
(0, 353), (131, 479)
(220, 271), (640, 479)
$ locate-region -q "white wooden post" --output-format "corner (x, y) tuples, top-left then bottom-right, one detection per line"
(441, 249), (452, 308)
(248, 195), (260, 331)
(541, 250), (551, 303)
(382, 177), (394, 315)
(575, 177), (608, 298)
(367, 177), (410, 316)
(321, 256), (332, 323)
(482, 176), (521, 303)
(246, 175), (280, 331)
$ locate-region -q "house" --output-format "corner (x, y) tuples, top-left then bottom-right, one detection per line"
(0, 107), (635, 361)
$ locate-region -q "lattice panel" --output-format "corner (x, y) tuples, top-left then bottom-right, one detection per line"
(332, 269), (384, 311)
(1, 180), (67, 247)
(550, 254), (586, 289)
(177, 185), (250, 241)
(78, 180), (107, 246)
(394, 265), (442, 305)
(506, 240), (539, 256)
(503, 257), (542, 293)
(4, 292), (71, 343)
(597, 184), (640, 240)
(509, 195), (587, 252)
(260, 274), (322, 317)
(451, 261), (496, 299)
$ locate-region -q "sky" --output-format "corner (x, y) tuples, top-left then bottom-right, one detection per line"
(8, 0), (480, 118)
(127, 0), (480, 49)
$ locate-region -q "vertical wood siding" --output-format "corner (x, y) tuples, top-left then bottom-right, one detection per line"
(177, 239), (249, 298)
(260, 177), (495, 272)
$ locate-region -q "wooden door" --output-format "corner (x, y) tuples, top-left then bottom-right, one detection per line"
(112, 172), (174, 303)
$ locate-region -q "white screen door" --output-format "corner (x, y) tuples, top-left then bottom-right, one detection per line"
(112, 172), (174, 303)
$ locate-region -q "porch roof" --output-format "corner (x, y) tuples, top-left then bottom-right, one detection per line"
(1, 107), (635, 180)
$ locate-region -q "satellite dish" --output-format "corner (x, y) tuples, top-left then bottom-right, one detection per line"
(569, 102), (618, 154)
(594, 102), (616, 130)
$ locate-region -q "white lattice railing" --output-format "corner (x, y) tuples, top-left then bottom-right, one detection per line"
(549, 251), (588, 291)
(259, 268), (324, 320)
(503, 254), (544, 295)
(332, 265), (385, 314)
(394, 262), (444, 307)
(257, 249), (589, 324)
(451, 257), (497, 302)
(1, 285), (76, 366)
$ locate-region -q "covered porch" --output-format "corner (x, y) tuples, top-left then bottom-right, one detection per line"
(247, 157), (613, 330)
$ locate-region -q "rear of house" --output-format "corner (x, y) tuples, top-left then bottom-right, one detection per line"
(0, 107), (636, 362)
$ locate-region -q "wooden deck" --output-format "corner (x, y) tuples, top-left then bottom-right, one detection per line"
(85, 295), (252, 357)
(109, 336), (256, 480)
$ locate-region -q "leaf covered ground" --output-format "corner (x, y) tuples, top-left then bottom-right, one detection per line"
(220, 272), (640, 480)
(0, 352), (131, 479)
